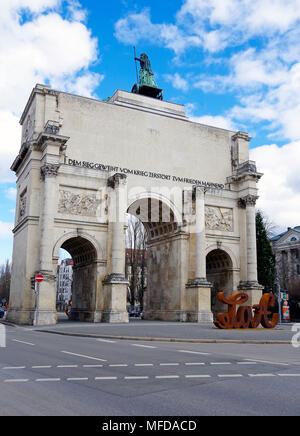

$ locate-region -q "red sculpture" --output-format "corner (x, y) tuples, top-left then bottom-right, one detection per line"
(214, 292), (279, 329)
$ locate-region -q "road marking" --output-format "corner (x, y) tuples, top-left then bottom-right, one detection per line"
(124, 376), (149, 380)
(248, 374), (276, 377)
(177, 350), (210, 356)
(109, 364), (128, 367)
(134, 364), (154, 367)
(95, 377), (118, 380)
(244, 359), (289, 366)
(185, 363), (205, 366)
(67, 378), (89, 381)
(131, 344), (157, 349)
(4, 379), (29, 383)
(32, 366), (52, 369)
(185, 375), (211, 379)
(160, 363), (180, 366)
(12, 339), (35, 346)
(237, 362), (257, 365)
(97, 339), (116, 343)
(277, 374), (300, 377)
(36, 378), (61, 382)
(3, 366), (26, 370)
(218, 374), (243, 378)
(61, 351), (107, 362)
(155, 375), (180, 379)
(211, 362), (232, 365)
(57, 365), (78, 368)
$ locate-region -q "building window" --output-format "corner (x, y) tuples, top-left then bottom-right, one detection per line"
(297, 265), (300, 275)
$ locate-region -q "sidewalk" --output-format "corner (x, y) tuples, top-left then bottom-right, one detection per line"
(26, 315), (296, 345)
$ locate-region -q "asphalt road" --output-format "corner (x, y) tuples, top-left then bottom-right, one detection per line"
(1, 324), (300, 416)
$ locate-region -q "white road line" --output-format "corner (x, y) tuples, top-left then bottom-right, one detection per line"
(218, 374), (243, 378)
(61, 351), (107, 362)
(155, 375), (180, 379)
(211, 362), (232, 365)
(124, 376), (149, 380)
(4, 379), (29, 383)
(109, 364), (128, 367)
(248, 374), (276, 377)
(12, 339), (35, 346)
(237, 362), (257, 365)
(3, 366), (26, 370)
(95, 377), (118, 380)
(160, 363), (180, 366)
(277, 374), (300, 377)
(97, 339), (116, 343)
(131, 344), (157, 349)
(36, 378), (61, 382)
(67, 378), (89, 381)
(185, 375), (211, 379)
(185, 363), (205, 366)
(244, 359), (289, 366)
(83, 365), (103, 368)
(32, 366), (52, 369)
(57, 365), (78, 368)
(177, 350), (210, 356)
(134, 364), (154, 367)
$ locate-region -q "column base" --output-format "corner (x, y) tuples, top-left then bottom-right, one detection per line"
(185, 279), (213, 323)
(238, 281), (264, 306)
(6, 309), (35, 326)
(102, 275), (129, 324)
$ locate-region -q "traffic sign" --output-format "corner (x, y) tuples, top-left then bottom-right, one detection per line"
(35, 274), (44, 283)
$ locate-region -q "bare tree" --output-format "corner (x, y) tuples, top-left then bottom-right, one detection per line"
(257, 209), (280, 238)
(0, 260), (11, 302)
(125, 214), (148, 309)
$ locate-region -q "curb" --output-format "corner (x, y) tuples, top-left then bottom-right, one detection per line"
(36, 329), (291, 345)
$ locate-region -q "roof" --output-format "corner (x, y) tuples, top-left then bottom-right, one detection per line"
(271, 226), (300, 242)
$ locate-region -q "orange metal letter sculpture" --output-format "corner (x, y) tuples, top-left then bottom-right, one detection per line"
(214, 292), (279, 329)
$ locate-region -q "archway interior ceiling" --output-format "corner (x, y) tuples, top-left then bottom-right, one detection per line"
(128, 198), (178, 241)
(206, 250), (233, 273)
(61, 237), (97, 267)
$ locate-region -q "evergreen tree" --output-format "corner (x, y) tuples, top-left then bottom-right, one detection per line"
(256, 211), (276, 292)
(0, 260), (11, 301)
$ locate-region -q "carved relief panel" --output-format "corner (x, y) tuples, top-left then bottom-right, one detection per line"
(205, 206), (233, 232)
(19, 190), (27, 221)
(58, 189), (101, 217)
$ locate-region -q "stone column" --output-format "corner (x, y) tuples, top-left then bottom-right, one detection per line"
(35, 163), (60, 325)
(102, 174), (129, 323)
(238, 194), (263, 305)
(186, 187), (213, 322)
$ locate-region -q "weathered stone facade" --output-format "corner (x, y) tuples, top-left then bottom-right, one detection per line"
(271, 226), (300, 292)
(8, 84), (263, 326)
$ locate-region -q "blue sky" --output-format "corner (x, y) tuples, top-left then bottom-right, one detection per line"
(0, 0), (300, 264)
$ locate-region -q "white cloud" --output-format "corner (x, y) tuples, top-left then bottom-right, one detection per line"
(164, 73), (189, 91)
(5, 187), (17, 201)
(0, 0), (101, 183)
(0, 222), (14, 239)
(250, 142), (300, 229)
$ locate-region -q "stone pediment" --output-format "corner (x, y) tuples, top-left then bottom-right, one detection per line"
(273, 229), (300, 247)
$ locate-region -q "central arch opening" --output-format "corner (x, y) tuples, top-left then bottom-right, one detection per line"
(56, 236), (98, 322)
(127, 198), (179, 321)
(206, 249), (233, 319)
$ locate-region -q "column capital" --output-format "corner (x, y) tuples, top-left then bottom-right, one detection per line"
(107, 173), (127, 189)
(40, 163), (60, 181)
(238, 194), (259, 208)
(193, 185), (206, 199)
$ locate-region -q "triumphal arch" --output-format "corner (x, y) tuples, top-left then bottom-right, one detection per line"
(8, 55), (263, 325)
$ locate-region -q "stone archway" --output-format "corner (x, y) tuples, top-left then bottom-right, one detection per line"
(60, 236), (98, 322)
(206, 249), (233, 319)
(127, 197), (187, 321)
